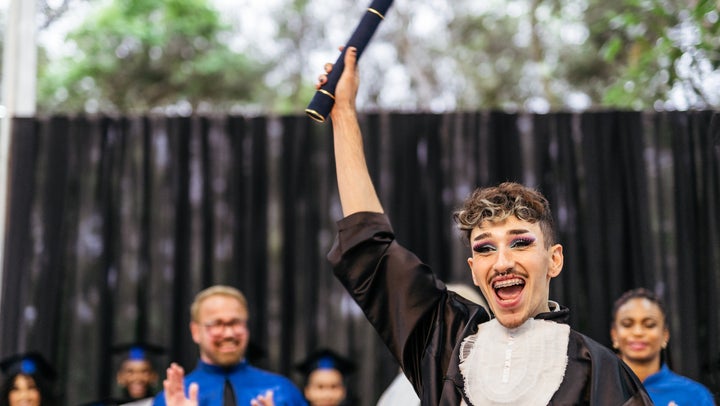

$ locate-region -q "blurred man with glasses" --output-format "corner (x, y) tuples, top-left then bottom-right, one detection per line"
(154, 285), (306, 406)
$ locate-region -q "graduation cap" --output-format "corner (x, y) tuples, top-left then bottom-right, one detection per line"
(112, 342), (165, 363)
(295, 348), (356, 378)
(0, 351), (57, 381)
(113, 342), (164, 401)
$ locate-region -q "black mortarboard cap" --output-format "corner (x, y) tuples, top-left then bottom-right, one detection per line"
(112, 342), (164, 362)
(295, 348), (356, 377)
(0, 351), (57, 381)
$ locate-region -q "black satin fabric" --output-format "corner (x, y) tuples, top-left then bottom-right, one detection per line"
(328, 212), (653, 405)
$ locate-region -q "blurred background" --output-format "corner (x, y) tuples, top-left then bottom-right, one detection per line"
(0, 0), (719, 405)
(0, 0), (718, 117)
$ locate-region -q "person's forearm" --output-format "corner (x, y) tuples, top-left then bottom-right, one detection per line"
(332, 106), (384, 216)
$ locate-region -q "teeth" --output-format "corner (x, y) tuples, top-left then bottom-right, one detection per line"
(494, 279), (523, 289)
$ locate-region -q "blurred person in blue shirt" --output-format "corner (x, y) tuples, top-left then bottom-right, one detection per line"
(155, 285), (305, 406)
(611, 288), (716, 406)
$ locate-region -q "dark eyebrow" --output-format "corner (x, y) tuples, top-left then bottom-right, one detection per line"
(472, 232), (491, 242)
(472, 229), (531, 242)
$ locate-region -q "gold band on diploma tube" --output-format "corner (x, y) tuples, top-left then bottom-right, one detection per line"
(305, 0), (394, 122)
(305, 109), (325, 123)
(367, 8), (385, 19)
(318, 89), (335, 100)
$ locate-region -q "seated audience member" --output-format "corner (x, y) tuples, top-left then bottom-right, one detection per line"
(0, 352), (57, 406)
(155, 285), (305, 406)
(611, 288), (716, 405)
(295, 349), (355, 406)
(113, 342), (163, 405)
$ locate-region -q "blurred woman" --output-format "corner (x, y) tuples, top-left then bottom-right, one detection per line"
(611, 288), (716, 405)
(0, 352), (57, 406)
(296, 349), (355, 406)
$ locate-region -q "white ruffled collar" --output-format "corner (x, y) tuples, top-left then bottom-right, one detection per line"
(459, 318), (570, 405)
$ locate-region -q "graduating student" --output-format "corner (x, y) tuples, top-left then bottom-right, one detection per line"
(316, 46), (653, 405)
(113, 342), (164, 405)
(0, 352), (57, 406)
(295, 349), (355, 406)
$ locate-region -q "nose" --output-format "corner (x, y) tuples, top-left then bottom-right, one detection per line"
(16, 389), (30, 398)
(221, 325), (237, 337)
(631, 323), (645, 336)
(493, 246), (515, 274)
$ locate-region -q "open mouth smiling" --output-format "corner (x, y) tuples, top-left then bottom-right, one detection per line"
(492, 276), (525, 301)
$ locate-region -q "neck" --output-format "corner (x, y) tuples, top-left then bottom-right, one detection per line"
(622, 357), (661, 382)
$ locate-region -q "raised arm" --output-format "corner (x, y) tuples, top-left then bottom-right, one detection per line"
(320, 46), (384, 216)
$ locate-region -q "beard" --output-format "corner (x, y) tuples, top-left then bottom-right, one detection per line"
(204, 338), (247, 367)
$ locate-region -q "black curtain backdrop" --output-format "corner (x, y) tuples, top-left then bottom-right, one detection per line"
(1, 111), (718, 405)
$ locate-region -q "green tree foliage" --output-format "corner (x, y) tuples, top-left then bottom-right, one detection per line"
(596, 0), (719, 109)
(31, 0), (718, 113)
(297, 0), (718, 111)
(37, 0), (271, 114)
(267, 0), (325, 112)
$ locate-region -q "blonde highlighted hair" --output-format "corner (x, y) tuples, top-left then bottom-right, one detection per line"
(190, 285), (248, 322)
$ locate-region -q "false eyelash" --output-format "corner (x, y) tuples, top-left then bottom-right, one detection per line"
(472, 242), (494, 253)
(510, 237), (536, 248)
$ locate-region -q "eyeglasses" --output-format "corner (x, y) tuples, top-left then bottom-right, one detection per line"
(202, 319), (248, 336)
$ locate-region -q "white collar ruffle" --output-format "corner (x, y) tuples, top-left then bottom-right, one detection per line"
(459, 318), (569, 405)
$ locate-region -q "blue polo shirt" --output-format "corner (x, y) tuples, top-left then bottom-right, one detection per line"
(643, 364), (715, 406)
(153, 359), (306, 406)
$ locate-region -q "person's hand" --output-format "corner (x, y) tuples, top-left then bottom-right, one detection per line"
(250, 389), (275, 406)
(163, 363), (199, 406)
(316, 46), (359, 118)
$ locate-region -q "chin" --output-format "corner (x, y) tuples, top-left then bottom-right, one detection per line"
(215, 353), (243, 366)
(495, 312), (528, 329)
(625, 353), (658, 364)
(498, 320), (525, 329)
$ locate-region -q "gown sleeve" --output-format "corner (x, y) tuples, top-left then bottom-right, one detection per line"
(327, 211), (488, 398)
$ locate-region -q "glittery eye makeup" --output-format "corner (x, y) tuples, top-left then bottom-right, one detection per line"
(471, 230), (536, 253)
(472, 242), (495, 253)
(509, 236), (536, 249)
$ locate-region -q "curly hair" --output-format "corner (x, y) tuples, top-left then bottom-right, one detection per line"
(452, 182), (556, 248)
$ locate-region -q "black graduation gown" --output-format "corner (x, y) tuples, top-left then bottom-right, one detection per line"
(328, 212), (653, 405)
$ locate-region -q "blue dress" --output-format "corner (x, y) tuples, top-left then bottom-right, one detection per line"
(643, 364), (715, 406)
(153, 359), (306, 406)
